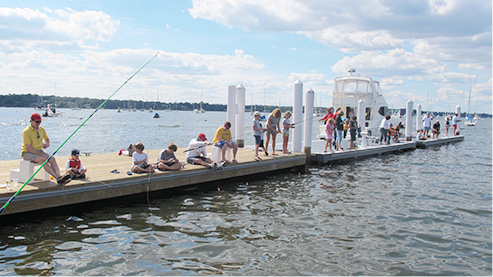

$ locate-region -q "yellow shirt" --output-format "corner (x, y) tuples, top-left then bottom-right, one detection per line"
(21, 125), (47, 154)
(213, 127), (231, 144)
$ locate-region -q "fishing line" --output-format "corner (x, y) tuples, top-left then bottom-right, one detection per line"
(0, 52), (159, 215)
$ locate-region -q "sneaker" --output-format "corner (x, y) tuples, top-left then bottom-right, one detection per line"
(211, 162), (218, 170)
(57, 174), (71, 185)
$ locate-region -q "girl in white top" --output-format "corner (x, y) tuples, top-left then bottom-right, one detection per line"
(282, 111), (295, 154)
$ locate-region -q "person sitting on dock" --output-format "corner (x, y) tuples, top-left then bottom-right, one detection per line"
(432, 120), (441, 139)
(65, 149), (87, 179)
(131, 142), (155, 173)
(186, 133), (216, 169)
(21, 113), (71, 185)
(157, 143), (181, 171)
(213, 121), (238, 163)
(417, 129), (427, 140)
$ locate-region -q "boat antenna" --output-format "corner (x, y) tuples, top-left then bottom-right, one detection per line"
(0, 52), (159, 215)
(348, 68), (356, 76)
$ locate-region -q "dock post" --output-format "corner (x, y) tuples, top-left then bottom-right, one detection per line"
(357, 99), (367, 148)
(304, 89), (314, 163)
(292, 79), (303, 153)
(227, 85), (236, 139)
(236, 84), (246, 148)
(405, 100), (413, 141)
(416, 104), (422, 131)
(455, 105), (461, 119)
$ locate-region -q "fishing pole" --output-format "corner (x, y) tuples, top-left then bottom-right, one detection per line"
(0, 52), (159, 215)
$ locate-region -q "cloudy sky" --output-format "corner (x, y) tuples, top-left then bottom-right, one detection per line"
(0, 0), (491, 113)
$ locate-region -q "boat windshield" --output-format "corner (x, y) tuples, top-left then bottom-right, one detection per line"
(336, 79), (372, 94)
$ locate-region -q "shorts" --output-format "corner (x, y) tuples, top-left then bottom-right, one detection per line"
(215, 141), (236, 148)
(424, 126), (430, 131)
(22, 149), (49, 162)
(131, 163), (150, 173)
(335, 129), (343, 143)
(267, 127), (277, 135)
(282, 130), (289, 137)
(453, 124), (457, 130)
(254, 135), (261, 145)
(187, 156), (207, 164)
(350, 129), (357, 141)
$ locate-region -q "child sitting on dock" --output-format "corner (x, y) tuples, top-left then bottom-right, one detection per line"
(65, 149), (87, 179)
(157, 143), (181, 171)
(186, 133), (217, 169)
(131, 142), (155, 173)
(417, 130), (427, 140)
(324, 118), (335, 153)
(282, 111), (295, 154)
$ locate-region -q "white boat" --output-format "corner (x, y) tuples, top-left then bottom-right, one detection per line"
(464, 81), (477, 126)
(193, 101), (205, 113)
(42, 104), (62, 117)
(331, 68), (389, 136)
(473, 114), (480, 120)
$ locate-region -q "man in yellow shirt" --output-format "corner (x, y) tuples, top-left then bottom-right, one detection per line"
(213, 121), (238, 163)
(22, 113), (71, 185)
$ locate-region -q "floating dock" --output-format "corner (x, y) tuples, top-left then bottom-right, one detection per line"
(0, 135), (464, 217)
(0, 148), (305, 217)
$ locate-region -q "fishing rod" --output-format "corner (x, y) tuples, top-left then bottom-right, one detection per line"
(0, 52), (159, 215)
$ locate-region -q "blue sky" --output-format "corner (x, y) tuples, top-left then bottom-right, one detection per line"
(0, 0), (491, 113)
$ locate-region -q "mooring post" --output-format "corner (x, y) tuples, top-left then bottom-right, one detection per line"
(304, 88), (314, 163)
(227, 85), (236, 139)
(236, 84), (245, 148)
(405, 100), (413, 141)
(292, 79), (303, 153)
(455, 105), (461, 119)
(416, 104), (422, 132)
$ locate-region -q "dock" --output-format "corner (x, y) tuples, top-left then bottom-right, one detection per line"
(0, 135), (464, 217)
(0, 148), (305, 217)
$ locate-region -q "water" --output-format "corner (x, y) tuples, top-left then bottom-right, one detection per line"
(0, 108), (491, 275)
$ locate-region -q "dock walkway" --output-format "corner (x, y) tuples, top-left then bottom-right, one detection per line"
(0, 148), (305, 216)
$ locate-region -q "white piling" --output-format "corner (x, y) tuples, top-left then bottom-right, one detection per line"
(304, 89), (314, 158)
(227, 85), (236, 138)
(405, 100), (413, 141)
(357, 99), (367, 148)
(455, 105), (461, 118)
(292, 79), (303, 153)
(235, 84), (246, 147)
(416, 104), (422, 131)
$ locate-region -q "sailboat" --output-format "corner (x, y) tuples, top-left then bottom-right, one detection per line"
(193, 91), (205, 113)
(464, 81), (477, 126)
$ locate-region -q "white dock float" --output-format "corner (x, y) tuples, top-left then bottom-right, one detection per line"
(311, 141), (416, 165)
(415, 135), (464, 148)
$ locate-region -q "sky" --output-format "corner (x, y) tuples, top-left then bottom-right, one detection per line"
(0, 0), (491, 114)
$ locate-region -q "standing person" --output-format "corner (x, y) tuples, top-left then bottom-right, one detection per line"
(157, 143), (181, 171)
(324, 118), (335, 153)
(282, 111), (295, 154)
(186, 133), (217, 169)
(131, 142), (155, 173)
(319, 107), (334, 124)
(422, 113), (432, 138)
(444, 117), (450, 136)
(65, 149), (87, 179)
(252, 112), (267, 161)
(335, 110), (345, 151)
(348, 116), (358, 149)
(213, 121), (238, 163)
(452, 113), (460, 135)
(432, 120), (441, 139)
(265, 108), (282, 155)
(21, 113), (70, 185)
(379, 114), (391, 145)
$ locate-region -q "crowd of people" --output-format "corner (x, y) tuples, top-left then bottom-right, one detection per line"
(319, 107), (360, 153)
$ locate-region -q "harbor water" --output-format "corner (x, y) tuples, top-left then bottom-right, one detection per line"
(0, 107), (491, 275)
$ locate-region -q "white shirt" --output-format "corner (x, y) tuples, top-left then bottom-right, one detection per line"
(423, 116), (432, 128)
(186, 138), (207, 159)
(452, 115), (458, 125)
(379, 118), (389, 129)
(132, 151), (148, 167)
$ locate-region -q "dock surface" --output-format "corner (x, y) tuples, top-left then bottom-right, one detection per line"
(0, 147), (305, 216)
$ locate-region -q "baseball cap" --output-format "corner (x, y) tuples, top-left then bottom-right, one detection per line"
(31, 113), (42, 122)
(254, 111), (261, 116)
(198, 133), (207, 140)
(71, 149), (80, 156)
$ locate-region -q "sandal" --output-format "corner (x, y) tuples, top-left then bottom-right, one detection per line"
(110, 169), (120, 173)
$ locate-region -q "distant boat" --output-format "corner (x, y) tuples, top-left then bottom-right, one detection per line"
(464, 80), (477, 126)
(42, 104), (62, 117)
(153, 112), (160, 118)
(193, 100), (205, 113)
(473, 114), (480, 120)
